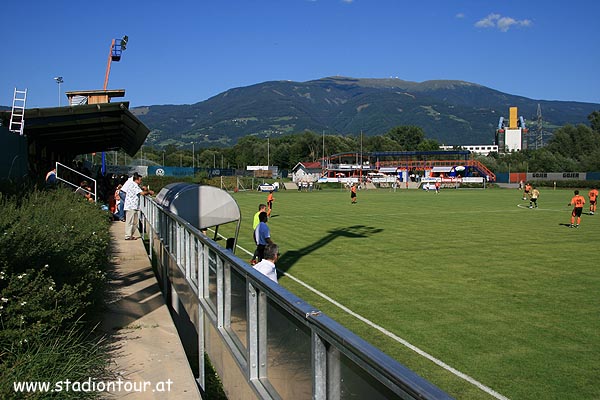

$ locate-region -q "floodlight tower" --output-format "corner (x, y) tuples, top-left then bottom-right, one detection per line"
(53, 76), (63, 106)
(103, 35), (128, 90)
(535, 103), (544, 149)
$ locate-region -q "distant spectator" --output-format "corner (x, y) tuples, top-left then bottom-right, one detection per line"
(45, 167), (57, 188)
(253, 212), (272, 261)
(75, 180), (93, 202)
(116, 176), (128, 222)
(122, 173), (154, 240)
(250, 204), (267, 265)
(112, 184), (123, 219)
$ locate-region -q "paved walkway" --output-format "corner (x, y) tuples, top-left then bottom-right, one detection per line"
(100, 222), (201, 399)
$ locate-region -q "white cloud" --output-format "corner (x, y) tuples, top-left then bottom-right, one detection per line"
(475, 13), (532, 32)
(455, 13), (465, 19)
(341, 0), (354, 3)
(475, 13), (500, 28)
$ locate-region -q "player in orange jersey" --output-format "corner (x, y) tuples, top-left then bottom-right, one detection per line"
(568, 190), (586, 228)
(588, 187), (598, 215)
(350, 183), (357, 204)
(523, 183), (532, 201)
(266, 191), (274, 217)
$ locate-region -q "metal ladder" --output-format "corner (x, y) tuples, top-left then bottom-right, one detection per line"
(9, 88), (27, 135)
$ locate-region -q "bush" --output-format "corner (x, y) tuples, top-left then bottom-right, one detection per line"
(0, 188), (111, 324)
(0, 323), (112, 400)
(0, 187), (113, 398)
(527, 180), (600, 189)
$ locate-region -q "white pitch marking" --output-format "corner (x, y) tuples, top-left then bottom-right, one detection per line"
(233, 237), (510, 400)
(516, 203), (565, 212)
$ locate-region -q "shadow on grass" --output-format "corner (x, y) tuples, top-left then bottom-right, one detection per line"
(276, 225), (383, 275)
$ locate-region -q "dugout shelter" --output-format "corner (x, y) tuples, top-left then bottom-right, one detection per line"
(155, 183), (241, 252)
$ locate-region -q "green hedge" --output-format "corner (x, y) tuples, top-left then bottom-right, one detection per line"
(527, 180), (600, 189)
(0, 187), (112, 398)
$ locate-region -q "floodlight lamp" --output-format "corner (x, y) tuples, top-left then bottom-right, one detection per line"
(54, 76), (64, 83)
(120, 35), (128, 50)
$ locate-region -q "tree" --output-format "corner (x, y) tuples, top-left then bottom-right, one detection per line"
(588, 110), (600, 133)
(527, 148), (562, 172)
(363, 135), (401, 152)
(231, 136), (262, 168)
(417, 138), (441, 151)
(385, 126), (426, 150)
(198, 149), (220, 168)
(288, 131), (321, 165)
(547, 124), (600, 161)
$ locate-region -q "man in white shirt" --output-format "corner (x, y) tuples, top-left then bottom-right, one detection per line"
(252, 243), (279, 283)
(122, 172), (154, 240)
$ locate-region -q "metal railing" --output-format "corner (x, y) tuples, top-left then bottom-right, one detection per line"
(55, 162), (97, 202)
(140, 196), (453, 400)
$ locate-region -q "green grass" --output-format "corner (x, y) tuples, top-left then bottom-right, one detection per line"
(220, 187), (600, 400)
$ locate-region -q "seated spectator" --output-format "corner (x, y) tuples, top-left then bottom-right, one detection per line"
(75, 181), (94, 202)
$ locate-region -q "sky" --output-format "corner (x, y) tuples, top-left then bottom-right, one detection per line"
(1, 0), (599, 109)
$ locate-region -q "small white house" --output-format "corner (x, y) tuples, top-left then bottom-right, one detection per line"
(291, 161), (323, 183)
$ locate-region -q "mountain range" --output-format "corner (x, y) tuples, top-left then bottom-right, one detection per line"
(16, 77), (600, 148)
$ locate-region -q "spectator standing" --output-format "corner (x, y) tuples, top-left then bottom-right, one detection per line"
(117, 179), (127, 222)
(122, 173), (154, 240)
(250, 204), (267, 265)
(568, 190), (586, 228)
(252, 243), (279, 283)
(253, 212), (273, 261)
(253, 204), (267, 230)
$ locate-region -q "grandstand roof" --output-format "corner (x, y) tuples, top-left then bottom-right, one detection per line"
(0, 102), (148, 157)
(370, 150), (470, 158)
(431, 166), (454, 172)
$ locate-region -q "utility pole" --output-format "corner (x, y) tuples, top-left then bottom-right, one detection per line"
(191, 142), (195, 169)
(322, 130), (325, 169)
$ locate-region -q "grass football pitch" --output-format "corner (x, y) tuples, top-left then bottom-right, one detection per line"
(224, 186), (599, 400)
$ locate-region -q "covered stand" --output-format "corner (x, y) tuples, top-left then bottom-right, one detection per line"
(155, 183), (241, 253)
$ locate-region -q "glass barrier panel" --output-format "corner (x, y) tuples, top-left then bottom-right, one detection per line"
(228, 268), (248, 349)
(190, 238), (199, 287)
(207, 250), (218, 310)
(264, 299), (312, 400)
(338, 351), (402, 400)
